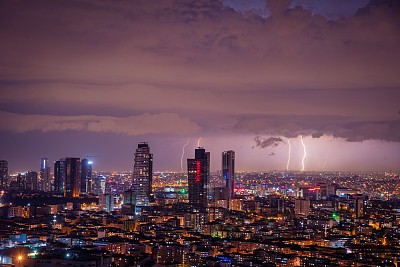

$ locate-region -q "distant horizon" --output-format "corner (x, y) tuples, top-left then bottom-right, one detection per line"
(6, 167), (397, 175)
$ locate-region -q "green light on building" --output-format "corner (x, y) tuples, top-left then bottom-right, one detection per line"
(332, 212), (339, 221)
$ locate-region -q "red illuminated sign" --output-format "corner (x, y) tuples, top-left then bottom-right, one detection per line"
(308, 187), (320, 191)
(234, 188), (245, 192)
(195, 161), (201, 182)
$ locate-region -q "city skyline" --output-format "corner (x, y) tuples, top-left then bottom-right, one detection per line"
(0, 0), (399, 172)
(2, 136), (399, 173)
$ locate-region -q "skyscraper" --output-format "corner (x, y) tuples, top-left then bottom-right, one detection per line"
(64, 158), (81, 198)
(222, 150), (235, 199)
(104, 194), (114, 212)
(40, 158), (51, 192)
(132, 142), (153, 207)
(0, 160), (8, 190)
(17, 173), (26, 191)
(81, 158), (93, 194)
(26, 171), (38, 191)
(187, 147), (210, 208)
(54, 158), (81, 197)
(54, 160), (66, 194)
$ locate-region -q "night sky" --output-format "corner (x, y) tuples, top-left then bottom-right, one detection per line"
(0, 0), (399, 172)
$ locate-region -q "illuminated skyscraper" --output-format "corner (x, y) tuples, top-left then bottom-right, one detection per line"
(104, 194), (114, 212)
(222, 150), (235, 199)
(54, 158), (80, 197)
(0, 160), (8, 190)
(81, 158), (93, 194)
(17, 173), (26, 191)
(132, 142), (153, 207)
(187, 147), (210, 208)
(40, 157), (51, 192)
(64, 158), (80, 198)
(92, 175), (105, 195)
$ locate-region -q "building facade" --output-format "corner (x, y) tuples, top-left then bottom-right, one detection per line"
(64, 158), (80, 198)
(81, 158), (93, 194)
(40, 157), (51, 192)
(54, 158), (81, 197)
(132, 142), (153, 207)
(26, 171), (38, 191)
(187, 147), (210, 208)
(0, 160), (8, 190)
(54, 160), (66, 194)
(222, 150), (235, 199)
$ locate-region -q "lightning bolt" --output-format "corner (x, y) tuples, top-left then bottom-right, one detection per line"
(197, 137), (202, 147)
(180, 139), (189, 172)
(300, 135), (307, 172)
(286, 139), (291, 172)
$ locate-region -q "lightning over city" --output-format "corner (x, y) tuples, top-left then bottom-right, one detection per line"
(300, 135), (307, 172)
(0, 0), (399, 265)
(197, 137), (202, 148)
(180, 138), (190, 172)
(286, 139), (291, 171)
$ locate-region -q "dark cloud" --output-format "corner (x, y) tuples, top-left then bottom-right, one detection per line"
(0, 111), (200, 136)
(254, 136), (284, 148)
(312, 132), (324, 138)
(0, 0), (399, 170)
(237, 115), (400, 142)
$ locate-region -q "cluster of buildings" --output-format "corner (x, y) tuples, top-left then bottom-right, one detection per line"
(0, 143), (399, 266)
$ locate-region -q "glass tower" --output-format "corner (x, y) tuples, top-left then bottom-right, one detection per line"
(132, 142), (153, 207)
(187, 147), (210, 208)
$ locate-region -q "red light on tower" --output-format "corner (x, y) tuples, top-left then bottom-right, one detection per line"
(195, 161), (201, 182)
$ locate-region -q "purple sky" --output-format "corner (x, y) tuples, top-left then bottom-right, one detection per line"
(0, 0), (399, 172)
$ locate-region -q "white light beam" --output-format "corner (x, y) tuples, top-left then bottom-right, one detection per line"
(286, 139), (291, 172)
(180, 138), (190, 172)
(300, 135), (307, 172)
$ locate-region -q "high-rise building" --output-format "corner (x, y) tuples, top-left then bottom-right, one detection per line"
(17, 173), (26, 191)
(124, 189), (136, 205)
(54, 160), (66, 194)
(104, 194), (114, 212)
(92, 175), (105, 195)
(64, 158), (80, 198)
(187, 147), (210, 208)
(354, 195), (366, 218)
(222, 150), (235, 199)
(40, 158), (51, 192)
(81, 158), (93, 194)
(26, 171), (38, 191)
(0, 160), (8, 190)
(54, 158), (80, 197)
(132, 142), (153, 207)
(295, 199), (310, 217)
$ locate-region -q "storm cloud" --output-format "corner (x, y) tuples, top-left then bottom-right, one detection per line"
(0, 111), (199, 136)
(254, 136), (284, 148)
(0, 0), (399, 171)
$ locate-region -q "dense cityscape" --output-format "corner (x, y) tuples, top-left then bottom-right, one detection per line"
(1, 0), (400, 266)
(0, 142), (399, 266)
